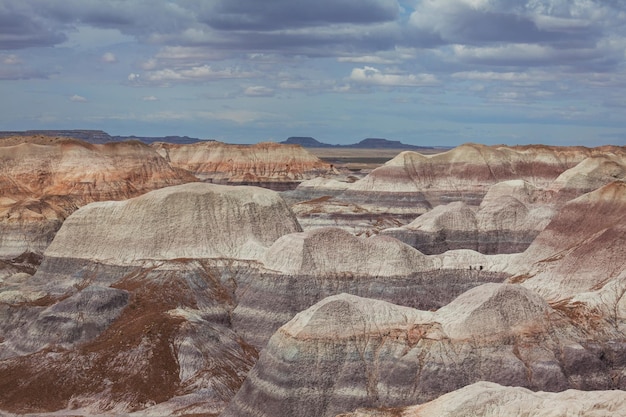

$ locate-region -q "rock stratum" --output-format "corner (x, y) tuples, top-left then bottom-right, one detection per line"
(339, 381), (626, 417)
(153, 141), (331, 187)
(0, 141), (625, 417)
(286, 143), (626, 235)
(222, 285), (626, 417)
(0, 182), (303, 415)
(44, 182), (301, 265)
(382, 180), (555, 254)
(0, 138), (195, 260)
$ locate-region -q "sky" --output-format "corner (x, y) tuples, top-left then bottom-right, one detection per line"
(1, 0), (626, 146)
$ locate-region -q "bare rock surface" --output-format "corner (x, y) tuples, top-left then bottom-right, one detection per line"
(347, 143), (617, 195)
(510, 181), (626, 302)
(222, 285), (626, 417)
(0, 183), (303, 415)
(0, 260), (257, 415)
(549, 154), (626, 200)
(0, 138), (194, 259)
(153, 141), (331, 186)
(262, 228), (437, 276)
(287, 144), (625, 237)
(383, 180), (554, 254)
(338, 381), (626, 417)
(44, 182), (301, 265)
(234, 228), (514, 347)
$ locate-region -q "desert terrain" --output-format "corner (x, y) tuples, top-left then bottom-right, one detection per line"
(0, 135), (625, 416)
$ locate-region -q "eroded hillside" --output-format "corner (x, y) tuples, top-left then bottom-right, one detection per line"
(0, 139), (625, 416)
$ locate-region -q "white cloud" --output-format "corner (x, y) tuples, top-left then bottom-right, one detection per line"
(142, 111), (192, 121)
(338, 55), (398, 64)
(244, 86), (275, 97)
(145, 65), (254, 83)
(128, 73), (141, 82)
(69, 94), (87, 102)
(101, 52), (117, 63)
(142, 95), (158, 101)
(349, 66), (438, 87)
(2, 54), (21, 65)
(200, 110), (271, 124)
(452, 70), (555, 82)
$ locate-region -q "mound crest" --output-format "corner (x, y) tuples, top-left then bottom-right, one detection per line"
(262, 227), (435, 276)
(45, 182), (301, 265)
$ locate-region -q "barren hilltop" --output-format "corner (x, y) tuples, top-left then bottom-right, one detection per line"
(0, 135), (625, 416)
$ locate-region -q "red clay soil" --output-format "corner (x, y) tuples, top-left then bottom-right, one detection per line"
(0, 276), (186, 413)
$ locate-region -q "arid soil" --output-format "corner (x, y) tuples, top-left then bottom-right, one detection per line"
(0, 136), (625, 417)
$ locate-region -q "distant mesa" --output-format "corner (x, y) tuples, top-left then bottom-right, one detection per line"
(282, 137), (331, 147)
(281, 136), (440, 150)
(1, 130), (440, 149)
(0, 130), (209, 145)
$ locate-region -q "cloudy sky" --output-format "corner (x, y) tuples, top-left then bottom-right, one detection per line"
(1, 0), (626, 146)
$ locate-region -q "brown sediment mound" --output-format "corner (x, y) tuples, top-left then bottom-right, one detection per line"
(0, 261), (257, 415)
(511, 180), (626, 302)
(349, 143), (626, 194)
(339, 381), (626, 417)
(0, 138), (195, 259)
(222, 285), (625, 417)
(153, 141), (331, 183)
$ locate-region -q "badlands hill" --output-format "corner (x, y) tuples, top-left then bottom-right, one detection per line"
(0, 183), (302, 415)
(44, 182), (301, 264)
(1, 140), (625, 417)
(339, 381), (626, 417)
(511, 180), (626, 303)
(153, 141), (331, 186)
(348, 143), (625, 195)
(223, 284), (625, 417)
(382, 180), (554, 254)
(290, 143), (626, 236)
(0, 138), (194, 259)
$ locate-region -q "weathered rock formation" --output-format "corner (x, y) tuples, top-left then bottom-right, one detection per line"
(286, 144), (625, 236)
(44, 182), (301, 265)
(549, 154), (626, 201)
(0, 138), (194, 259)
(223, 285), (625, 417)
(232, 228), (514, 347)
(0, 183), (301, 415)
(511, 181), (626, 303)
(0, 260), (258, 415)
(346, 143), (615, 199)
(2, 141), (625, 417)
(153, 141), (331, 188)
(383, 180), (554, 254)
(338, 381), (626, 417)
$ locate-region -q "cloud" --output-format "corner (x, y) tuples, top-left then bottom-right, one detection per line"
(0, 53), (49, 79)
(408, 0), (610, 47)
(244, 86), (275, 97)
(196, 0), (399, 30)
(450, 42), (620, 68)
(452, 70), (555, 83)
(337, 55), (399, 64)
(0, 6), (67, 49)
(69, 94), (87, 102)
(101, 52), (117, 63)
(142, 95), (158, 101)
(128, 73), (141, 82)
(349, 66), (438, 87)
(144, 65), (255, 84)
(2, 54), (21, 65)
(200, 109), (272, 124)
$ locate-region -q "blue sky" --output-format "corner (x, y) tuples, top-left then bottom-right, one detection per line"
(1, 0), (626, 146)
